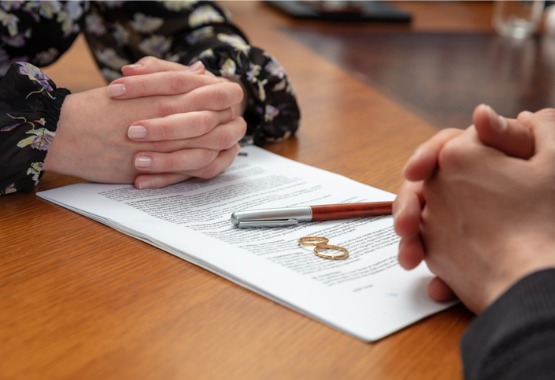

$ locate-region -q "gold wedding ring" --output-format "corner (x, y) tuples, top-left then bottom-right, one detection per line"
(298, 236), (349, 260)
(298, 236), (329, 248)
(313, 244), (349, 260)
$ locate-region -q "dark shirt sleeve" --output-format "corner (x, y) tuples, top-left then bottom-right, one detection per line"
(0, 63), (70, 194)
(83, 1), (300, 146)
(461, 268), (555, 380)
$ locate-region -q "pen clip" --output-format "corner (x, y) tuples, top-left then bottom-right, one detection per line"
(231, 206), (311, 228)
(235, 218), (299, 228)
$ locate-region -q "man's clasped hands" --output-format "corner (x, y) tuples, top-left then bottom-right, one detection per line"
(393, 104), (555, 313)
(44, 57), (247, 190)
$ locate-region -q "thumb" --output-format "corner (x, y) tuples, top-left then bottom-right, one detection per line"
(473, 104), (534, 159)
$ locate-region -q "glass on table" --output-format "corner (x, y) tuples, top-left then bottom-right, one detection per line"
(493, 0), (546, 39)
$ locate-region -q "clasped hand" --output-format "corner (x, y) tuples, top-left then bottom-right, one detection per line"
(44, 56), (247, 189)
(394, 104), (555, 313)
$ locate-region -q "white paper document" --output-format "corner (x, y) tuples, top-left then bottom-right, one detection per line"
(37, 145), (452, 341)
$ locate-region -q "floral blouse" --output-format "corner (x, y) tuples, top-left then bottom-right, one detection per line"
(0, 1), (300, 194)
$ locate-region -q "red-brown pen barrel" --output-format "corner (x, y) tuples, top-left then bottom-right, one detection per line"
(310, 201), (393, 221)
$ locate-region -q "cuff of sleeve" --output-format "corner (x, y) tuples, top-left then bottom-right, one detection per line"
(461, 268), (555, 380)
(238, 46), (301, 146)
(0, 62), (71, 194)
(44, 87), (72, 134)
(24, 86), (71, 192)
(198, 43), (300, 146)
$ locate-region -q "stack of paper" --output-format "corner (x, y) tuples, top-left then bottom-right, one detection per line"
(38, 145), (452, 342)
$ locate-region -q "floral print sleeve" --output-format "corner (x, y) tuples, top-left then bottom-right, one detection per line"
(0, 63), (70, 194)
(84, 1), (300, 146)
(0, 1), (300, 194)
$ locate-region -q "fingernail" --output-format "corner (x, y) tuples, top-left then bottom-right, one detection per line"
(485, 105), (506, 131)
(106, 83), (126, 97)
(128, 125), (147, 139)
(190, 61), (204, 73)
(135, 155), (152, 169)
(121, 63), (143, 76)
(136, 179), (152, 190)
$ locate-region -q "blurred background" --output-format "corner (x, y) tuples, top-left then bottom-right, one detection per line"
(263, 0), (555, 130)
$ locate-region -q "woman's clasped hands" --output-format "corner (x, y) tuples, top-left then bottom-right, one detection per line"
(44, 56), (247, 190)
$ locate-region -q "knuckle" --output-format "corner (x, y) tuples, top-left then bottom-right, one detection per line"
(196, 149), (217, 168)
(195, 165), (221, 179)
(237, 116), (247, 135)
(156, 99), (180, 117)
(160, 122), (175, 140)
(215, 129), (237, 150)
(166, 72), (189, 93)
(197, 148), (236, 179)
(220, 135), (236, 150)
(229, 83), (244, 105)
(196, 112), (217, 134)
(138, 56), (157, 67)
(209, 83), (241, 109)
(210, 87), (229, 109)
(164, 154), (183, 172)
(181, 149), (216, 173)
(438, 139), (466, 171)
(212, 119), (245, 150)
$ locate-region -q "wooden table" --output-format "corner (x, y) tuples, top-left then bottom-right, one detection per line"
(3, 2), (549, 379)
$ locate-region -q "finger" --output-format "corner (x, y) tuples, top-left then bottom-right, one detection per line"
(134, 148), (220, 173)
(107, 70), (225, 99)
(393, 180), (424, 238)
(170, 117), (247, 151)
(431, 127), (526, 182)
(403, 128), (463, 182)
(398, 236), (426, 270)
(122, 56), (205, 76)
(183, 144), (241, 179)
(427, 276), (457, 303)
(473, 104), (534, 159)
(134, 173), (191, 190)
(516, 110), (534, 125)
(139, 82), (244, 118)
(184, 81), (244, 113)
(128, 109), (235, 142)
(134, 144), (240, 189)
(135, 117), (246, 153)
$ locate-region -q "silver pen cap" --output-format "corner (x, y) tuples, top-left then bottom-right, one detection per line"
(231, 206), (312, 228)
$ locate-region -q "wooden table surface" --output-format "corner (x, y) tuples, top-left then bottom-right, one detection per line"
(2, 2), (545, 379)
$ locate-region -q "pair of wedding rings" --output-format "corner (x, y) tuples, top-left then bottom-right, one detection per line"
(298, 236), (349, 260)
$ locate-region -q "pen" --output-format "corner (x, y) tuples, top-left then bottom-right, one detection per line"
(230, 201), (393, 228)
